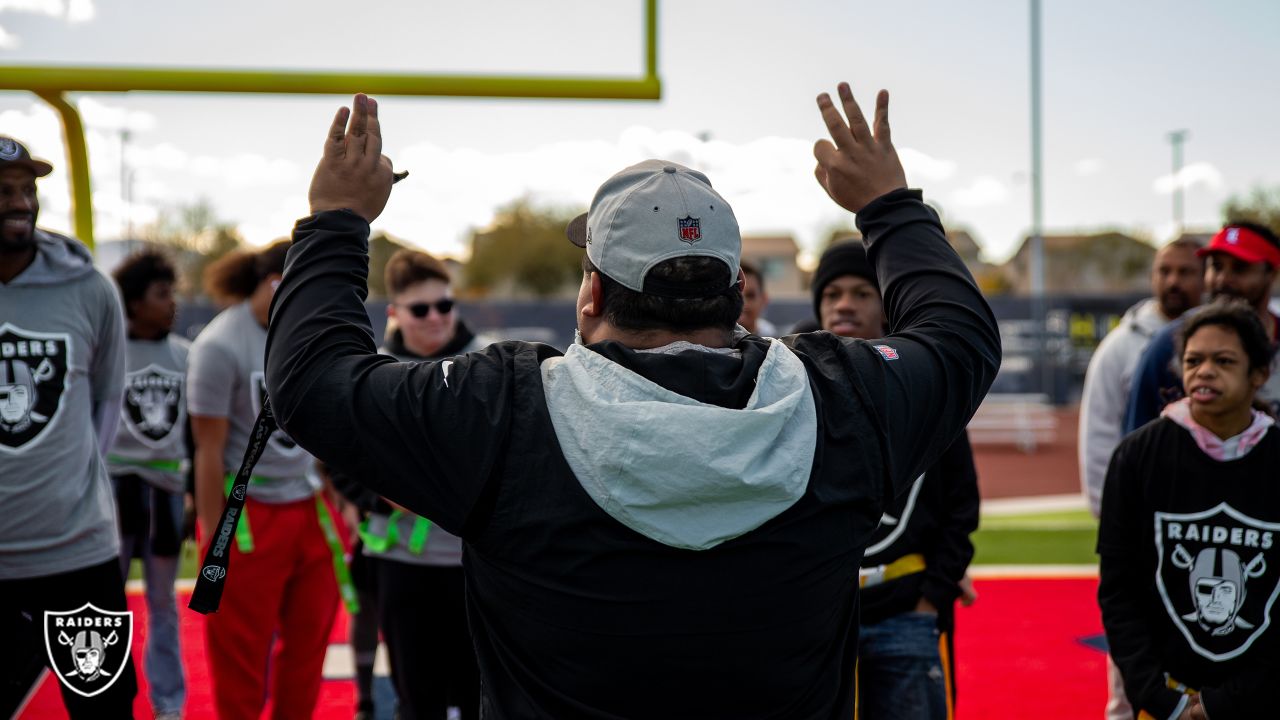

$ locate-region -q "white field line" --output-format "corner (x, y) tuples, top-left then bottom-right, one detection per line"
(969, 564), (1098, 579)
(981, 493), (1089, 516)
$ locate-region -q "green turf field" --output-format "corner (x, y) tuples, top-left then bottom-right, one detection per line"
(132, 508), (1099, 581)
(971, 509), (1098, 565)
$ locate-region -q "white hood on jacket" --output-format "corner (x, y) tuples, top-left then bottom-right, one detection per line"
(541, 339), (817, 551)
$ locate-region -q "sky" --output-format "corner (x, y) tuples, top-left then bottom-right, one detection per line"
(2, 0), (1278, 266)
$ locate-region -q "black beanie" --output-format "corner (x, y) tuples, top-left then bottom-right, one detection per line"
(811, 241), (878, 321)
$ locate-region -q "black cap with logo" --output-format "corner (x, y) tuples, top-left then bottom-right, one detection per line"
(0, 136), (53, 177)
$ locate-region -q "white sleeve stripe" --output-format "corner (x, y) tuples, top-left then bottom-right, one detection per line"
(1165, 694), (1190, 720)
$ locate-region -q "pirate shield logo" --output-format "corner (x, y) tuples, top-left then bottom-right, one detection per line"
(122, 364), (185, 448)
(249, 370), (304, 458)
(1155, 502), (1280, 661)
(43, 603), (134, 698)
(0, 323), (71, 454)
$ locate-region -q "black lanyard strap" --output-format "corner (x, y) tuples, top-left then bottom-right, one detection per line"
(188, 396), (278, 615)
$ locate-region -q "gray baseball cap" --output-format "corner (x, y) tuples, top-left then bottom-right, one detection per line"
(566, 160), (741, 299)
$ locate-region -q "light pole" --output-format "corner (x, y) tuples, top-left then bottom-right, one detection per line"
(1029, 0), (1049, 397)
(1168, 129), (1188, 235)
(120, 128), (133, 249)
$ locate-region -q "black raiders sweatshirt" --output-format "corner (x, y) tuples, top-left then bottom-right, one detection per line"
(1098, 417), (1280, 720)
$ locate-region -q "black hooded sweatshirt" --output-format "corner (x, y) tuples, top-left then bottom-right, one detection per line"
(1098, 417), (1280, 719)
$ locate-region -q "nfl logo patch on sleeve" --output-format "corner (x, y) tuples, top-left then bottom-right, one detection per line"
(873, 345), (899, 361)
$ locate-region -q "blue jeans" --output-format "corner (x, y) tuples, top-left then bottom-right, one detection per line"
(857, 611), (948, 720)
(114, 477), (186, 715)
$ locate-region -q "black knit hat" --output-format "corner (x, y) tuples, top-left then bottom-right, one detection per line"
(811, 242), (878, 321)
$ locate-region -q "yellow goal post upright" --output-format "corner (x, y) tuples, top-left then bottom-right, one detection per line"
(0, 0), (661, 249)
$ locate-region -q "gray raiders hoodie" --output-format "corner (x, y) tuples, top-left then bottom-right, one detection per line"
(0, 228), (126, 579)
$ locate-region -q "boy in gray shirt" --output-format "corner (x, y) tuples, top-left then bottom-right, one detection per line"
(109, 249), (189, 720)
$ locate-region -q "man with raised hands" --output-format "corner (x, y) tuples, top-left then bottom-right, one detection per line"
(265, 86), (1000, 719)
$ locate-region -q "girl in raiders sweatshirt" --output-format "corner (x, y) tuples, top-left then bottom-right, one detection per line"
(1099, 299), (1280, 720)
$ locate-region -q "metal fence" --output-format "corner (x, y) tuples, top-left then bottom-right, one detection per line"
(174, 292), (1161, 407)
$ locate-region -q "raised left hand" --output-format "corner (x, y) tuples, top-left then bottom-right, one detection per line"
(308, 93), (396, 222)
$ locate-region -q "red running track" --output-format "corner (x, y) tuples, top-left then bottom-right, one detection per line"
(20, 577), (1106, 719)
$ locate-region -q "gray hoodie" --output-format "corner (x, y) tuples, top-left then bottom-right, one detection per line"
(0, 228), (126, 579)
(1078, 298), (1171, 517)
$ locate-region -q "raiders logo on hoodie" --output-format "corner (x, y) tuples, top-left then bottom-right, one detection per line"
(0, 323), (70, 453)
(1155, 502), (1280, 661)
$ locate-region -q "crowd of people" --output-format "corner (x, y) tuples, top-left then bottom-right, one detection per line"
(0, 76), (1276, 720)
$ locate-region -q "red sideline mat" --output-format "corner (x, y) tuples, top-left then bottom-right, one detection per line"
(19, 577), (1106, 718)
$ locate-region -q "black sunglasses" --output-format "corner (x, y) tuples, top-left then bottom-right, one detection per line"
(402, 299), (456, 318)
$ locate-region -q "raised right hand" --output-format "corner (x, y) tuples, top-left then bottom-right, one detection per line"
(813, 82), (907, 213)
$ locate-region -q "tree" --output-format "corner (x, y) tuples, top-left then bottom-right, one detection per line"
(1222, 185), (1280, 237)
(367, 231), (412, 299)
(138, 198), (244, 300)
(464, 198), (584, 298)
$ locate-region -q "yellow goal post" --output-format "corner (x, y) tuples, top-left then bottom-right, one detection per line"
(0, 0), (661, 248)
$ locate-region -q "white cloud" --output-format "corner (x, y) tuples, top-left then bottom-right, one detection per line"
(78, 97), (156, 132)
(373, 128), (855, 259)
(1074, 158), (1103, 177)
(0, 23), (19, 47)
(898, 147), (957, 183)
(0, 0), (61, 15)
(129, 142), (188, 171)
(187, 153), (299, 188)
(66, 0), (92, 21)
(949, 176), (1009, 208)
(1153, 162), (1223, 194)
(0, 0), (93, 21)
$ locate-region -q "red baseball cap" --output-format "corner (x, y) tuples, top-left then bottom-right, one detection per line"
(1197, 225), (1280, 267)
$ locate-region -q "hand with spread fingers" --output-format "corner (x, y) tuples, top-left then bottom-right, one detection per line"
(308, 93), (397, 223)
(813, 82), (907, 213)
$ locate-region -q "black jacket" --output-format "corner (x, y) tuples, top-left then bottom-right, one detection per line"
(1098, 417), (1280, 720)
(860, 432), (979, 629)
(328, 321), (478, 514)
(265, 189), (1000, 719)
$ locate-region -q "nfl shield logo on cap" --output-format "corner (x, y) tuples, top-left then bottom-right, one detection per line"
(678, 216), (702, 245)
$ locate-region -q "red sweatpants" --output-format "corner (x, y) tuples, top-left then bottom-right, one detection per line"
(203, 496), (339, 720)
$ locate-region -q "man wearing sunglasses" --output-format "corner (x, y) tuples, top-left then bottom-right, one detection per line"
(340, 248), (487, 720)
(386, 255), (460, 360)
